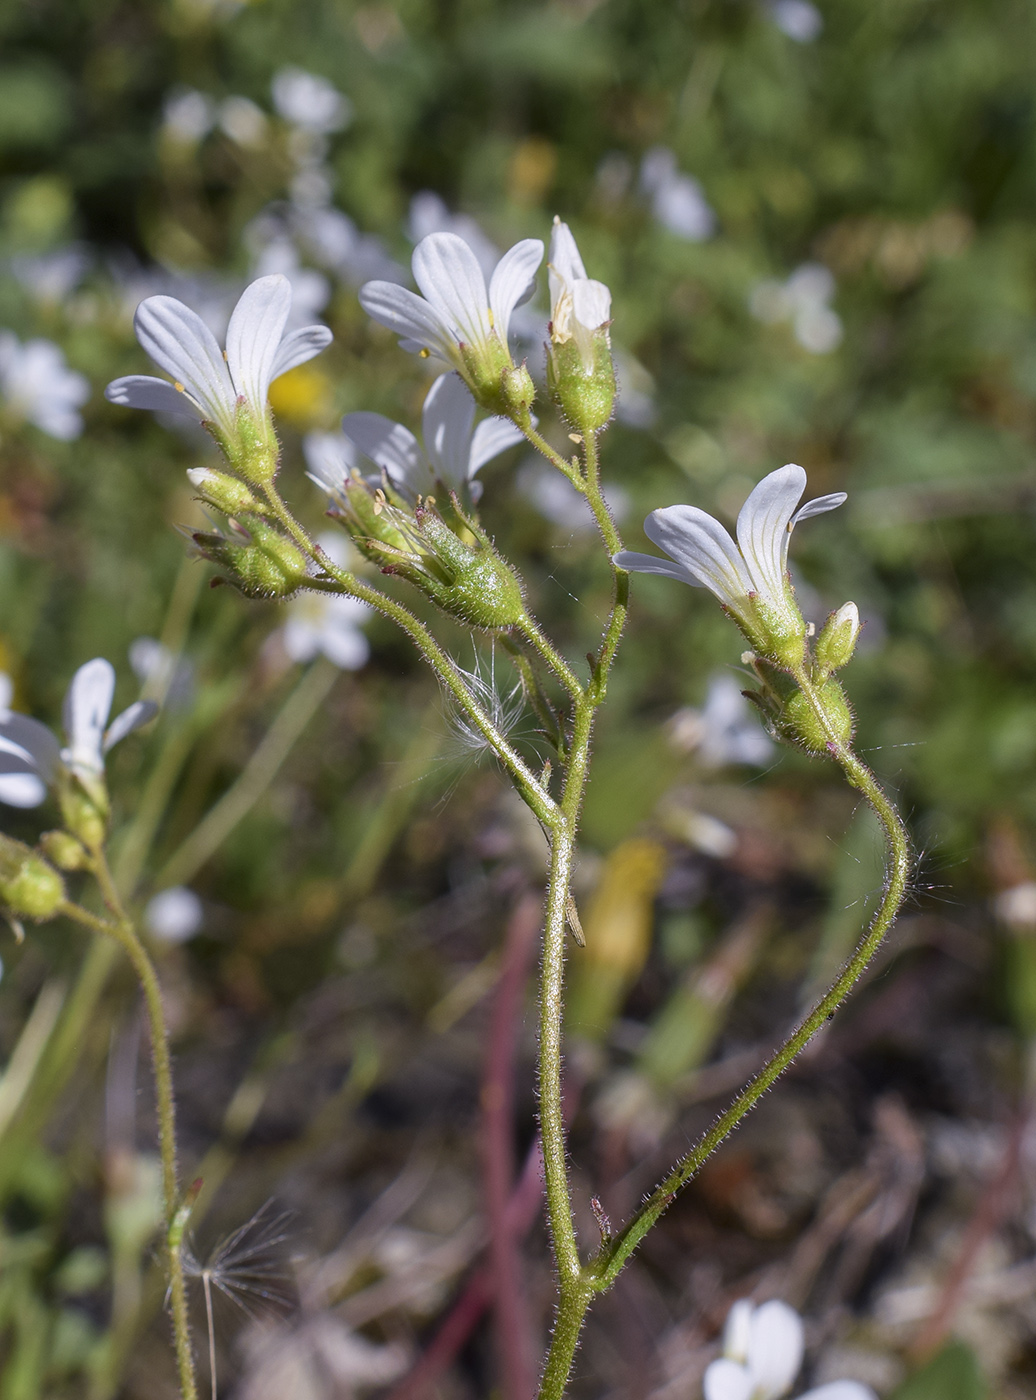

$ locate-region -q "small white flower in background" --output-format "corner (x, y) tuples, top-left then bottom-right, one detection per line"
(271, 67), (351, 134)
(669, 673), (775, 768)
(613, 349), (656, 428)
(0, 673), (46, 809)
(281, 533), (372, 671)
(359, 230), (543, 374)
(750, 264), (842, 354)
(640, 147), (716, 241)
(0, 333), (89, 441)
(293, 205), (406, 286)
(105, 273), (332, 439)
(0, 659), (157, 808)
(340, 371), (523, 500)
(10, 245), (90, 305)
(548, 218), (612, 371)
(704, 1299), (877, 1400)
(407, 191), (502, 281)
(128, 637), (194, 709)
(518, 459), (630, 533)
(162, 88), (215, 144)
(614, 464), (845, 648)
(768, 0), (823, 42)
(145, 886), (203, 943)
(218, 95), (268, 148)
(249, 237), (331, 327)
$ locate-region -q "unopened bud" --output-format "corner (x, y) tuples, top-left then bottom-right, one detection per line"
(498, 362), (536, 425)
(548, 333), (615, 432)
(39, 830), (89, 871)
(186, 468), (266, 516)
(413, 506), (527, 629)
(779, 679), (854, 755)
(191, 518), (308, 598)
(59, 779), (108, 848)
(814, 602), (860, 674)
(0, 836), (65, 920)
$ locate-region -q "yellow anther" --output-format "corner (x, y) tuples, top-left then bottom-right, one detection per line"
(174, 381), (185, 393)
(419, 348), (431, 358)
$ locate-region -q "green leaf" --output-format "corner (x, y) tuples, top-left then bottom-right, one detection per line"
(890, 1343), (986, 1400)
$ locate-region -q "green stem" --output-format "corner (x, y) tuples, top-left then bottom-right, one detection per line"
(522, 425), (585, 488)
(514, 615), (585, 704)
(588, 684), (910, 1291)
(262, 484), (556, 824)
(63, 869), (198, 1400)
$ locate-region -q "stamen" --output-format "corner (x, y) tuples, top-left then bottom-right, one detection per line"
(419, 348), (431, 358)
(174, 382), (186, 393)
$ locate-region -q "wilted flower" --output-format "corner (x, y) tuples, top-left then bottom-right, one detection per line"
(704, 1298), (876, 1400)
(145, 886), (204, 943)
(0, 332), (89, 441)
(749, 264), (842, 354)
(0, 659), (156, 810)
(105, 274), (331, 480)
(615, 465), (845, 663)
(640, 148), (716, 241)
(271, 67), (351, 134)
(340, 372), (523, 501)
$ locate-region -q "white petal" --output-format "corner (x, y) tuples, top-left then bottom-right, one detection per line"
(469, 416), (524, 478)
(703, 1359), (754, 1400)
(0, 715), (60, 781)
(103, 700), (158, 753)
(0, 773), (47, 808)
(723, 1301), (755, 1364)
(644, 505), (754, 607)
(226, 274), (292, 410)
(572, 278), (611, 331)
(747, 1300), (804, 1398)
(62, 658), (115, 777)
(341, 412), (424, 488)
(736, 465), (807, 604)
(793, 492), (847, 524)
(271, 324), (333, 380)
(489, 238), (544, 341)
(359, 280), (456, 362)
(134, 296), (235, 427)
(413, 233), (492, 348)
(422, 373), (475, 489)
(321, 617), (370, 670)
(303, 432), (357, 494)
(104, 375), (200, 419)
(548, 219), (587, 289)
(796, 1385), (877, 1400)
(282, 616), (320, 663)
(613, 550), (704, 584)
(145, 887), (203, 943)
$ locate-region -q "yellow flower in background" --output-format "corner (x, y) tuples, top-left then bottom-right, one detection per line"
(268, 363), (332, 426)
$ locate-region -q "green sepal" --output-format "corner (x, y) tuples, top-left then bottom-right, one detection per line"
(0, 835), (65, 921)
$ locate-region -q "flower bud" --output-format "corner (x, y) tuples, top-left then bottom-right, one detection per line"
(59, 779), (109, 849)
(190, 518), (309, 598)
(186, 468), (267, 517)
(498, 362), (536, 425)
(814, 602), (860, 674)
(411, 505), (527, 630)
(547, 333), (615, 432)
(39, 830), (90, 871)
(0, 836), (65, 921)
(779, 679), (854, 754)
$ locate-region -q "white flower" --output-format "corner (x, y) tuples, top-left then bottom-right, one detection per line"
(339, 372), (523, 500)
(0, 333), (89, 441)
(407, 191), (501, 280)
(548, 218), (612, 371)
(0, 659), (156, 808)
(614, 465), (845, 650)
(704, 1299), (877, 1400)
(249, 237), (331, 326)
(669, 673), (775, 768)
(749, 264), (842, 354)
(271, 67), (351, 134)
(105, 274), (332, 444)
(768, 0), (823, 42)
(218, 96), (268, 147)
(640, 148), (716, 241)
(145, 887), (203, 943)
(281, 534), (372, 671)
(10, 246), (90, 304)
(162, 88), (215, 144)
(358, 231), (543, 375)
(518, 458), (629, 532)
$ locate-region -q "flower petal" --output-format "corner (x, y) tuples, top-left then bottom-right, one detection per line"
(303, 431), (358, 495)
(643, 505), (754, 608)
(797, 1385), (877, 1400)
(341, 412), (424, 488)
(612, 550), (704, 586)
(489, 238), (544, 340)
(422, 373), (475, 490)
(723, 1300), (755, 1364)
(321, 611), (371, 670)
(104, 375), (199, 419)
(0, 773), (47, 808)
(747, 1300), (804, 1398)
(469, 416), (524, 478)
(103, 700), (158, 753)
(793, 491), (847, 524)
(282, 616), (320, 663)
(413, 233), (492, 348)
(572, 278), (611, 331)
(134, 296), (235, 426)
(548, 219), (587, 292)
(736, 465), (807, 605)
(62, 658), (115, 777)
(271, 324), (333, 381)
(703, 1359), (754, 1400)
(359, 280), (456, 362)
(0, 715), (60, 782)
(226, 274), (292, 410)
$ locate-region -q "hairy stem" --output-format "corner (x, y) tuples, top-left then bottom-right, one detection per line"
(64, 865), (198, 1400)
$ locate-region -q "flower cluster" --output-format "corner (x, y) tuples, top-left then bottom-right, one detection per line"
(705, 1300), (876, 1400)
